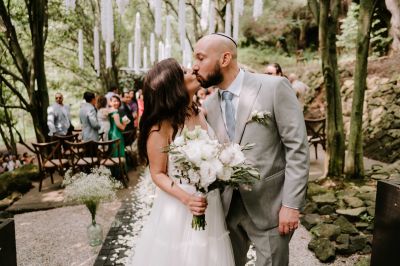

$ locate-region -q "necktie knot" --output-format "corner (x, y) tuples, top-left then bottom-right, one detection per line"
(222, 91), (234, 101)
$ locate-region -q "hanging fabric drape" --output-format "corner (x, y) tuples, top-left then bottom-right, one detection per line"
(208, 0), (215, 34)
(65, 0), (76, 11)
(182, 39), (192, 67)
(253, 0), (263, 20)
(116, 0), (129, 15)
(78, 30), (83, 68)
(134, 12), (141, 73)
(93, 26), (100, 75)
(150, 33), (155, 65)
(154, 0), (162, 36)
(164, 15), (172, 58)
(238, 0), (244, 15)
(128, 42), (133, 68)
(101, 0), (114, 68)
(200, 0), (210, 31)
(225, 2), (232, 37)
(233, 0), (240, 41)
(178, 0), (186, 50)
(158, 41), (164, 62)
(78, 29), (83, 68)
(143, 46), (148, 69)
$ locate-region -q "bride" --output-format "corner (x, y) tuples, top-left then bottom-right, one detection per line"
(129, 58), (234, 266)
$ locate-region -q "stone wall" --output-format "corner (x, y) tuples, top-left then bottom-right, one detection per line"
(301, 70), (400, 163)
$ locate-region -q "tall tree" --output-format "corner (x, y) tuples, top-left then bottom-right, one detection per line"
(308, 0), (346, 177)
(345, 0), (378, 178)
(0, 0), (49, 143)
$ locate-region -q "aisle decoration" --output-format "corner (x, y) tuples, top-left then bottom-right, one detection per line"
(63, 166), (122, 246)
(167, 126), (260, 230)
(93, 26), (100, 75)
(253, 0), (264, 20)
(134, 12), (141, 73)
(225, 2), (232, 37)
(78, 29), (84, 68)
(150, 33), (156, 65)
(101, 0), (114, 68)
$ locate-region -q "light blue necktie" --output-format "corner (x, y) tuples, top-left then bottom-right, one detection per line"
(222, 91), (235, 141)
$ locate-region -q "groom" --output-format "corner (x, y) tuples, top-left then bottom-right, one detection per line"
(193, 33), (309, 266)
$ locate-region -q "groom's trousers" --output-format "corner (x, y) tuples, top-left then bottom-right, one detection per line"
(226, 190), (292, 266)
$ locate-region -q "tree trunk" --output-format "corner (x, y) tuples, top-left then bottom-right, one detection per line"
(345, 0), (378, 179)
(29, 0), (49, 142)
(319, 0), (346, 178)
(385, 0), (400, 52)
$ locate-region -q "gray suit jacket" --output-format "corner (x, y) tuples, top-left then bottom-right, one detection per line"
(204, 71), (309, 230)
(47, 103), (71, 136)
(79, 102), (100, 141)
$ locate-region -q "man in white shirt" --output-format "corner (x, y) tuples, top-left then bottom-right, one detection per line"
(47, 93), (72, 136)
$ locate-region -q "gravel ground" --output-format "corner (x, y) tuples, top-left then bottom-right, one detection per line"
(15, 202), (121, 266)
(14, 169), (365, 266)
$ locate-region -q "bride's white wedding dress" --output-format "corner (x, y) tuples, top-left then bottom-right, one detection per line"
(128, 127), (235, 266)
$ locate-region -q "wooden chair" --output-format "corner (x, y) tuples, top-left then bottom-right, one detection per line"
(94, 139), (128, 187)
(305, 117), (326, 159)
(122, 129), (137, 153)
(32, 141), (69, 191)
(65, 140), (98, 173)
(52, 133), (79, 158)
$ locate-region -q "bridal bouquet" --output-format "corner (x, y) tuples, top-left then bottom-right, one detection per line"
(167, 126), (260, 230)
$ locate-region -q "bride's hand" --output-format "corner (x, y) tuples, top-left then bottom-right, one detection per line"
(185, 194), (208, 216)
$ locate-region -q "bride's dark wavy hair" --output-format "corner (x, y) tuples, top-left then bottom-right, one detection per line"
(138, 58), (197, 164)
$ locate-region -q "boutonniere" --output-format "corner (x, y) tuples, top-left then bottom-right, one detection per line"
(247, 110), (272, 126)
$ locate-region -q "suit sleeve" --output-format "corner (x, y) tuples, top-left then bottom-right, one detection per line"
(47, 106), (56, 136)
(273, 78), (309, 209)
(88, 108), (101, 130)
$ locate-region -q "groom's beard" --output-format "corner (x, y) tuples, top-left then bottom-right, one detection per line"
(198, 63), (224, 88)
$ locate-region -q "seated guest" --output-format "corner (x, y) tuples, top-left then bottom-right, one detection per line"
(80, 91), (100, 141)
(22, 152), (35, 164)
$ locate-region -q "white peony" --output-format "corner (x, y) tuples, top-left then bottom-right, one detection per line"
(188, 169), (201, 183)
(174, 135), (185, 146)
(199, 159), (222, 188)
(182, 140), (203, 165)
(219, 143), (246, 167)
(217, 166), (233, 181)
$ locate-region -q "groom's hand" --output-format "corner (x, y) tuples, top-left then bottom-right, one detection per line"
(187, 195), (208, 216)
(278, 206), (300, 235)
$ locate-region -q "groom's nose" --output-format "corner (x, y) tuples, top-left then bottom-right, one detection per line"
(192, 64), (199, 73)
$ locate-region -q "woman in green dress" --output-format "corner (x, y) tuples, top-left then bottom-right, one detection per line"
(108, 95), (129, 157)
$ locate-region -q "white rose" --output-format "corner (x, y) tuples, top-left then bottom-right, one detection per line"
(217, 166), (233, 181)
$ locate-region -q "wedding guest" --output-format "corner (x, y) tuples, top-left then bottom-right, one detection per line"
(264, 62), (284, 77)
(288, 73), (309, 108)
(97, 96), (111, 141)
(79, 91), (100, 141)
(109, 96), (129, 157)
(105, 85), (119, 107)
(22, 152), (35, 165)
(47, 92), (73, 136)
(119, 92), (135, 145)
(137, 89), (144, 125)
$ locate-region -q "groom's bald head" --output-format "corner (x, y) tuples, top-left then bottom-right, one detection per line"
(195, 34), (238, 60)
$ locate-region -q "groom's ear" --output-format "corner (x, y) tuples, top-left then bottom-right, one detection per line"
(220, 52), (232, 67)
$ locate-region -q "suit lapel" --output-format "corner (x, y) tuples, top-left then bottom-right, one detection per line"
(207, 91), (230, 143)
(234, 72), (262, 143)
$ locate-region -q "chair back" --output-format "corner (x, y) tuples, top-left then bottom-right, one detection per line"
(65, 140), (97, 170)
(32, 141), (62, 171)
(122, 129), (137, 149)
(95, 139), (123, 166)
(53, 134), (79, 157)
(305, 117), (326, 142)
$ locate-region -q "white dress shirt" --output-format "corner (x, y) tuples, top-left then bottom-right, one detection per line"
(219, 69), (244, 130)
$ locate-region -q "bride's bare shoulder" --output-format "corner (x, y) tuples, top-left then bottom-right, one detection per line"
(148, 121), (173, 140)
